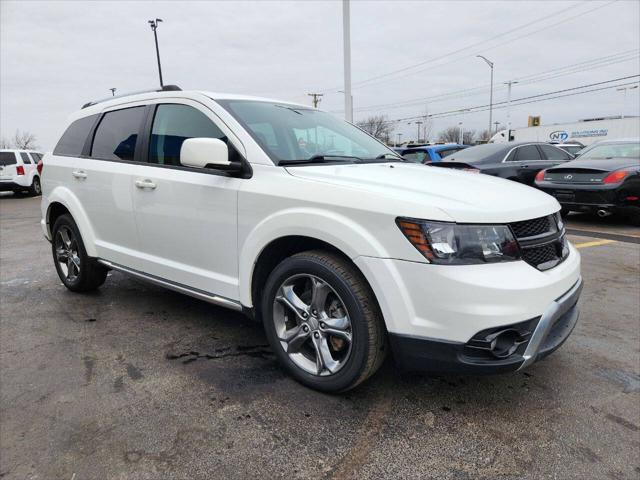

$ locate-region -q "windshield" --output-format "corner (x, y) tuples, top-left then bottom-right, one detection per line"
(578, 142), (640, 159)
(216, 100), (400, 165)
(445, 143), (507, 163)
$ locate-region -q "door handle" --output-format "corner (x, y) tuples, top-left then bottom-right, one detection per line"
(72, 170), (87, 179)
(135, 179), (157, 190)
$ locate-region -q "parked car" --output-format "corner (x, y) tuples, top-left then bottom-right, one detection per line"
(41, 87), (582, 392)
(432, 142), (574, 185)
(400, 144), (468, 163)
(0, 149), (43, 196)
(535, 139), (640, 222)
(553, 142), (585, 156)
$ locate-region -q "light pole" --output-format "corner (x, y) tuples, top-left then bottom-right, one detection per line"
(476, 55), (494, 138)
(342, 0), (353, 122)
(109, 88), (117, 97)
(148, 18), (164, 88)
(458, 122), (464, 145)
(494, 121), (501, 134)
(617, 85), (638, 119)
(396, 133), (402, 147)
(504, 80), (518, 138)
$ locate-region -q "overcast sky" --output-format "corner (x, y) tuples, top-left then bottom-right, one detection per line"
(1, 0), (639, 150)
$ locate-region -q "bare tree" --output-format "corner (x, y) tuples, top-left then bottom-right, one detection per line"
(12, 130), (39, 150)
(477, 129), (492, 143)
(356, 115), (395, 144)
(437, 126), (476, 145)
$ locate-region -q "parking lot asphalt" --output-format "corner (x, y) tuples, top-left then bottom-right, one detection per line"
(1, 195), (639, 480)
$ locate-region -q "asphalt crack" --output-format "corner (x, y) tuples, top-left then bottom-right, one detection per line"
(166, 344), (272, 364)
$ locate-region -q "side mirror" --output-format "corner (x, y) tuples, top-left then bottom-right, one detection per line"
(180, 138), (241, 171)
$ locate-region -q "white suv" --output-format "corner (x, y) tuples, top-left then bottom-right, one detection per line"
(40, 87), (582, 392)
(1, 149), (43, 196)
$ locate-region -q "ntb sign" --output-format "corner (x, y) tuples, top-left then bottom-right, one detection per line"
(549, 130), (569, 142)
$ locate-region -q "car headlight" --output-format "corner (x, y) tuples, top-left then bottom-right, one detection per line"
(397, 218), (521, 265)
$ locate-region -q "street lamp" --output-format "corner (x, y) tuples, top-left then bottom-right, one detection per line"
(458, 122), (464, 145)
(109, 88), (117, 97)
(476, 55), (494, 138)
(396, 133), (403, 147)
(148, 18), (164, 88)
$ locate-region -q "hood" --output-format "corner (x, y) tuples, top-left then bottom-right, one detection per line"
(548, 157), (639, 172)
(285, 162), (558, 223)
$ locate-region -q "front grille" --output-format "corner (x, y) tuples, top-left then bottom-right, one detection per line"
(509, 214), (567, 271)
(521, 243), (560, 267)
(510, 215), (552, 238)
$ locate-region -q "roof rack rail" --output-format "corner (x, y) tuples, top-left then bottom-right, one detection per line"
(81, 85), (182, 109)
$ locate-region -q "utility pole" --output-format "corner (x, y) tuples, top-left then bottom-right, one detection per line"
(504, 80), (518, 138)
(307, 93), (324, 108)
(342, 0), (353, 122)
(396, 133), (402, 147)
(476, 55), (494, 139)
(617, 85), (638, 119)
(458, 122), (464, 145)
(148, 18), (164, 88)
(415, 121), (423, 143)
(109, 88), (117, 97)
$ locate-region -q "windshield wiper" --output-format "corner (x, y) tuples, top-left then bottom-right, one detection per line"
(279, 155), (363, 166)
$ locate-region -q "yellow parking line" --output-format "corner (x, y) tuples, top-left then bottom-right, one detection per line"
(574, 239), (617, 249)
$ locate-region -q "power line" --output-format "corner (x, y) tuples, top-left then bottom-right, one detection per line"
(324, 0), (619, 93)
(378, 75), (639, 125)
(343, 50), (638, 114)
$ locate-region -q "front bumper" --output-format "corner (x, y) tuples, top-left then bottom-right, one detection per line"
(389, 277), (583, 374)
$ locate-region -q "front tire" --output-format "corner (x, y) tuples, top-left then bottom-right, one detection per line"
(51, 214), (107, 292)
(262, 250), (386, 392)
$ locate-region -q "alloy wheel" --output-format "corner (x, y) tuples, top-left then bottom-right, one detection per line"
(272, 274), (353, 376)
(55, 226), (81, 282)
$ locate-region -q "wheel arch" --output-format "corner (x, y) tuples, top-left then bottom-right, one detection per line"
(238, 208), (389, 309)
(46, 188), (98, 256)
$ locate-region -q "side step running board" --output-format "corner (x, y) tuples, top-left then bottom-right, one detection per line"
(97, 259), (243, 312)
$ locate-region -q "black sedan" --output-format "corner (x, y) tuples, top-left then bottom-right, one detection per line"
(535, 139), (640, 222)
(431, 142), (573, 185)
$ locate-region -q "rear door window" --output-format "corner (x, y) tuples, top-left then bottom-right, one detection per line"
(91, 107), (145, 161)
(20, 152), (32, 164)
(54, 115), (99, 157)
(539, 144), (572, 160)
(0, 152), (17, 166)
(514, 145), (542, 161)
(402, 150), (428, 163)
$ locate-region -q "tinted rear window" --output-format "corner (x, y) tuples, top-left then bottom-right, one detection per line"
(0, 152), (17, 166)
(20, 152), (32, 164)
(91, 107), (145, 161)
(445, 144), (507, 164)
(54, 115), (98, 157)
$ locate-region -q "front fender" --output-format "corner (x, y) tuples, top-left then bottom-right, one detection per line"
(238, 207), (389, 306)
(46, 186), (98, 257)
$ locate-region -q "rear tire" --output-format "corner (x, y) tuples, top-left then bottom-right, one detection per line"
(261, 250), (387, 393)
(29, 177), (41, 196)
(51, 214), (108, 292)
